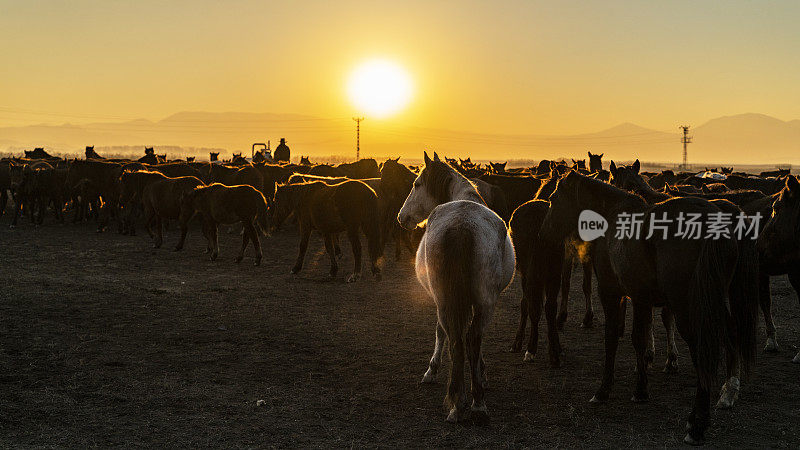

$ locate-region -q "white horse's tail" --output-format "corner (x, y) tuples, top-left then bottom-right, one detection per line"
(433, 224), (476, 410)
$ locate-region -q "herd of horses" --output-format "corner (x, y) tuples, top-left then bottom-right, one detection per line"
(2, 146), (800, 444)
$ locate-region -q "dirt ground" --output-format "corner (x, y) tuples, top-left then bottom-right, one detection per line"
(1, 217), (798, 448)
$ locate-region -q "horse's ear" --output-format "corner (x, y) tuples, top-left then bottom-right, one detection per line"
(433, 152), (440, 162)
(632, 159), (640, 174)
(394, 156), (400, 162)
(423, 152), (432, 166)
(587, 151), (592, 157)
(599, 153), (603, 158)
(609, 161), (617, 177)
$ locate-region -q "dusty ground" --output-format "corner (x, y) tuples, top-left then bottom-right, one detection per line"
(1, 216), (798, 448)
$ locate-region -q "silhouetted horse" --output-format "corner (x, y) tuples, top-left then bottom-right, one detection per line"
(612, 160), (779, 355)
(541, 171), (759, 445)
(180, 183), (268, 265)
(508, 200), (563, 365)
(588, 151), (603, 173)
(271, 180), (383, 282)
(757, 175), (800, 364)
(397, 152), (515, 423)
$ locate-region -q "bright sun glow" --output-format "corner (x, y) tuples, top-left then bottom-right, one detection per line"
(348, 59), (413, 118)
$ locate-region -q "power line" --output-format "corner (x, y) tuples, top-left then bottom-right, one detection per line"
(353, 117), (364, 161)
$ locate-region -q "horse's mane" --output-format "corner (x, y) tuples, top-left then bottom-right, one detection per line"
(424, 158), (481, 204)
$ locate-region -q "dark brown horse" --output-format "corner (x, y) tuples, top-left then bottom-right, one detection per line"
(757, 175), (800, 364)
(541, 171), (759, 445)
(508, 200), (563, 366)
(271, 180), (383, 282)
(179, 183), (268, 265)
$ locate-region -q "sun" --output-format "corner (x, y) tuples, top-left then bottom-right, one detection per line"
(348, 59), (413, 118)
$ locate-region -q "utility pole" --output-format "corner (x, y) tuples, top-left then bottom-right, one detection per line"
(679, 125), (692, 169)
(353, 117), (364, 161)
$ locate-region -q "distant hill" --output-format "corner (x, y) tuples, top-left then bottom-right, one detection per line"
(1, 111), (798, 165)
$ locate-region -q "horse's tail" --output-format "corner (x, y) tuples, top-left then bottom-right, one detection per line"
(689, 237), (735, 389)
(435, 224), (476, 410)
(728, 237), (760, 379)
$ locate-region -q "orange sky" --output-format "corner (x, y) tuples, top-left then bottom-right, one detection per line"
(2, 1), (800, 154)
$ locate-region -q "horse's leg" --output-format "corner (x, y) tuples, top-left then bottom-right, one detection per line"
(684, 341), (712, 445)
(323, 233), (338, 278)
(346, 227), (362, 283)
(581, 261), (594, 327)
(234, 221), (250, 263)
(644, 309), (655, 370)
(788, 267), (800, 363)
(201, 217), (213, 254)
(209, 223), (219, 261)
(544, 265), (563, 368)
(511, 270), (528, 352)
(365, 223), (383, 281)
(590, 285), (624, 403)
(248, 221), (262, 266)
(334, 233), (342, 259)
(467, 303), (494, 419)
(715, 335), (741, 409)
(444, 329), (466, 423)
(556, 257), (572, 330)
(630, 300), (653, 402)
(174, 216), (190, 251)
(291, 224), (311, 274)
(153, 216), (163, 249)
(421, 323), (445, 383)
(759, 273), (778, 352)
(662, 306), (679, 373)
(523, 272), (544, 362)
(0, 189), (6, 218)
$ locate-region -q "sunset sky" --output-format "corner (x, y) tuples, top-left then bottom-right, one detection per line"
(2, 1), (800, 161)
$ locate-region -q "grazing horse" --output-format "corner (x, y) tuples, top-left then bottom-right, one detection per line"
(541, 171), (759, 445)
(271, 180), (383, 282)
(397, 152), (515, 423)
(180, 183), (268, 265)
(757, 175), (800, 364)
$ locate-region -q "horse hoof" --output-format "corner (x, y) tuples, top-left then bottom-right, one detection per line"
(764, 337), (779, 353)
(581, 319), (594, 328)
(421, 369), (436, 384)
(254, 258), (262, 267)
(346, 274), (360, 283)
(683, 433), (704, 446)
(291, 267), (300, 275)
(470, 403), (489, 422)
(715, 378), (739, 409)
(523, 351), (535, 363)
(173, 247), (182, 252)
(793, 351), (800, 364)
(589, 392), (608, 403)
(234, 257), (243, 263)
(630, 393), (649, 403)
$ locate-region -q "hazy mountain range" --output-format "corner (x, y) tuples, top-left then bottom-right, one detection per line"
(1, 112), (798, 166)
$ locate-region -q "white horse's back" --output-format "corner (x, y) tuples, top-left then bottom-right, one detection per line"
(416, 200), (515, 302)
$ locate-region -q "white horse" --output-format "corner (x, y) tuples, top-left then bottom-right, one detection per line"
(398, 152), (515, 422)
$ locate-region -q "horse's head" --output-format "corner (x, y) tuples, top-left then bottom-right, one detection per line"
(209, 152), (219, 161)
(489, 161), (507, 173)
(759, 175), (800, 268)
(540, 170), (584, 242)
(609, 159), (641, 192)
(588, 152), (603, 172)
(380, 157), (415, 202)
(300, 156), (311, 165)
(145, 147), (154, 155)
(186, 156), (195, 162)
(398, 151), (455, 230)
(269, 183), (297, 232)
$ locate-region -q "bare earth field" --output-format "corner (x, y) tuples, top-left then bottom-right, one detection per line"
(1, 218), (799, 447)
